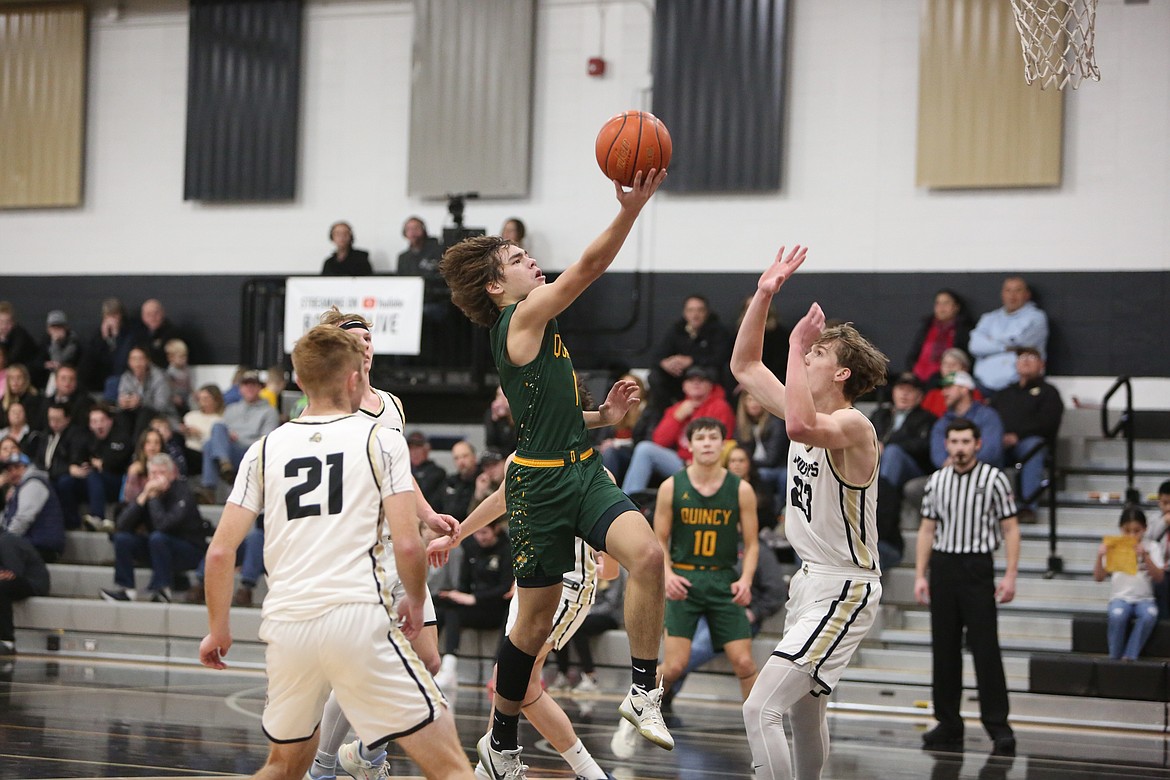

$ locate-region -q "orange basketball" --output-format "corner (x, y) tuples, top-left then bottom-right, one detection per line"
(595, 110), (672, 187)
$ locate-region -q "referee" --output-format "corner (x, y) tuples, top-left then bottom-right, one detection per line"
(914, 418), (1020, 756)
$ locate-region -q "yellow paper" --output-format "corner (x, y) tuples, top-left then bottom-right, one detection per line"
(1103, 535), (1138, 576)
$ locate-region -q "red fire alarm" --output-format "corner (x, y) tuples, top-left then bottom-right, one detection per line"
(587, 57), (607, 77)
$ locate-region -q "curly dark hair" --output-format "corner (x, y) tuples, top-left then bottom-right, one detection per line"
(439, 235), (512, 328)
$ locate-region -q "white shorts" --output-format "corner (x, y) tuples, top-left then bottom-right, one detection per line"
(772, 562), (882, 695)
(259, 602), (444, 746)
(505, 581), (594, 652)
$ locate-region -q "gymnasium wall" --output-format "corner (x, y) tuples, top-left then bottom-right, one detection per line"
(1, 0), (1168, 378)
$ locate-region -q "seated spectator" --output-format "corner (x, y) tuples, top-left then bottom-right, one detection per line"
(259, 364), (288, 414)
(3, 365), (43, 433)
(441, 440), (479, 521)
(37, 363), (92, 432)
(649, 294), (733, 410)
(0, 437), (21, 513)
(38, 309), (82, 395)
(467, 448), (507, 517)
(1093, 505), (1164, 661)
(80, 297), (134, 397)
(551, 557), (626, 694)
(0, 302), (38, 370)
(734, 391), (788, 495)
(1, 402), (40, 455)
(31, 403), (85, 526)
(727, 446), (778, 530)
(320, 220), (373, 276)
(136, 298), (180, 369)
(164, 339), (194, 415)
(181, 384), (225, 480)
(435, 520), (514, 676)
(968, 276), (1048, 394)
(501, 217), (526, 247)
(407, 430), (448, 510)
(148, 414), (188, 477)
(221, 366), (248, 406)
(188, 515), (264, 607)
(0, 346), (7, 400)
(1, 452), (65, 563)
(929, 372), (1005, 469)
(199, 371), (278, 497)
(0, 529), (51, 656)
(117, 346), (178, 434)
(123, 428), (166, 505)
(484, 386), (517, 455)
(921, 348), (983, 417)
(100, 453), (205, 603)
(872, 372), (938, 570)
(622, 366), (736, 494)
(397, 216), (443, 275)
(68, 405), (133, 532)
(905, 289), (973, 386)
(594, 373), (654, 486)
(990, 347), (1063, 521)
(734, 295), (788, 380)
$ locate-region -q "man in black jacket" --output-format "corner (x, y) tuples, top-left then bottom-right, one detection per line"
(0, 530), (51, 655)
(649, 294), (733, 410)
(872, 372), (938, 570)
(100, 452), (206, 603)
(33, 403), (85, 527)
(434, 519), (514, 666)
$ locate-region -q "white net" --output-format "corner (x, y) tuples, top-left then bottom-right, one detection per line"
(1009, 0), (1101, 90)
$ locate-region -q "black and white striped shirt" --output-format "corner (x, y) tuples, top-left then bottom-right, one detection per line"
(922, 462), (1017, 554)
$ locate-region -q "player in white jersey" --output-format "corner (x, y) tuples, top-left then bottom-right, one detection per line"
(198, 325), (473, 780)
(429, 454), (620, 780)
(731, 246), (889, 780)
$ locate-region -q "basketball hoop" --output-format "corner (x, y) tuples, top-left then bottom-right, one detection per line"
(1009, 0), (1101, 90)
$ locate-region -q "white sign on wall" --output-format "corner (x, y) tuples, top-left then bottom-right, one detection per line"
(283, 277), (424, 355)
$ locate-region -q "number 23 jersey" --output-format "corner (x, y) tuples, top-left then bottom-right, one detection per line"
(784, 413), (880, 573)
(228, 413), (415, 622)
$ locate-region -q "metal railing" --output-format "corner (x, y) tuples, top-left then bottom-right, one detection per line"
(1011, 438), (1061, 577)
(1100, 376), (1141, 505)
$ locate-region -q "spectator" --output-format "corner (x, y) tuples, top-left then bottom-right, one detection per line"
(221, 366), (248, 406)
(484, 385), (517, 455)
(733, 391), (789, 495)
(441, 440), (479, 521)
(70, 405), (133, 532)
(3, 365), (42, 433)
(622, 365), (735, 494)
(0, 437), (19, 512)
(467, 448), (507, 517)
(1094, 505), (1163, 661)
(320, 220), (373, 276)
(187, 515), (265, 607)
(1, 452), (65, 563)
(406, 430), (447, 511)
(148, 415), (188, 478)
(0, 530), (51, 656)
(81, 297), (134, 398)
(117, 346), (178, 434)
(100, 453), (206, 603)
(136, 298), (180, 369)
(0, 302), (38, 369)
(650, 294), (734, 409)
(594, 373), (654, 486)
(38, 309), (82, 394)
(921, 348), (983, 418)
(37, 363), (92, 432)
(1, 403), (40, 454)
(905, 289), (973, 386)
(396, 216), (443, 276)
(200, 371), (278, 497)
(1148, 480), (1170, 619)
(551, 564), (626, 694)
(123, 428), (166, 505)
(929, 372), (1005, 469)
(0, 346), (7, 400)
(734, 295), (788, 380)
(990, 347), (1064, 521)
(164, 339), (194, 415)
(434, 519), (514, 677)
(181, 384), (224, 481)
(501, 217), (526, 247)
(31, 403), (84, 526)
(727, 446), (779, 531)
(873, 372), (938, 571)
(968, 276), (1048, 394)
(259, 365), (287, 413)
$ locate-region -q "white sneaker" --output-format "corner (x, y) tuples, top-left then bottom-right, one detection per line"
(337, 739), (386, 780)
(609, 718), (640, 760)
(476, 733), (528, 780)
(617, 685), (674, 750)
(549, 671), (572, 692)
(474, 761), (492, 780)
(572, 672), (598, 694)
(433, 653), (458, 691)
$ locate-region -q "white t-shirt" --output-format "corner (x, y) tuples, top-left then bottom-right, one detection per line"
(1110, 539), (1164, 603)
(228, 413), (414, 621)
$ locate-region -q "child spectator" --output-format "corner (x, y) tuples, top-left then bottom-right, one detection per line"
(164, 339), (193, 415)
(40, 310), (82, 395)
(1093, 505), (1164, 661)
(123, 428), (165, 506)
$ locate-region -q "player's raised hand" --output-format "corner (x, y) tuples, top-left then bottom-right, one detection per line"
(598, 378), (641, 425)
(789, 302), (826, 353)
(614, 167), (668, 206)
(199, 632), (231, 670)
(757, 245), (808, 295)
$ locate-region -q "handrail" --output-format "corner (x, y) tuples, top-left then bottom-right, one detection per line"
(1013, 439), (1061, 578)
(1100, 376), (1140, 504)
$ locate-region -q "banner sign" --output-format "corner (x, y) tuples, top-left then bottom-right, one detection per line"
(283, 277), (424, 355)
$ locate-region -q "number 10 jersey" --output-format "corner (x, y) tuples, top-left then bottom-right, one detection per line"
(228, 413), (415, 622)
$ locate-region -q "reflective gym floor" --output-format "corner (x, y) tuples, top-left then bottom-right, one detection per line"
(3, 655), (1170, 779)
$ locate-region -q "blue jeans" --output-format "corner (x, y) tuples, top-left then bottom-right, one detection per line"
(1007, 436), (1046, 509)
(84, 470), (123, 518)
(201, 423), (250, 488)
(757, 466), (787, 503)
(622, 441), (684, 493)
(879, 443), (925, 488)
(112, 530), (204, 592)
(239, 526), (265, 586)
(1107, 598), (1160, 660)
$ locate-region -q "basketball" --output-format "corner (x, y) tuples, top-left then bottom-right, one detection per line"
(595, 110), (672, 187)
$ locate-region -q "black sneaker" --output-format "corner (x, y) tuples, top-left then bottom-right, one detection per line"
(991, 736), (1016, 756)
(922, 724), (964, 751)
(99, 588), (131, 602)
(148, 589), (172, 603)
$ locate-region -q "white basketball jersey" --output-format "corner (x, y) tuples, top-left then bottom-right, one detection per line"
(784, 413), (880, 573)
(228, 413), (414, 621)
(360, 387), (406, 432)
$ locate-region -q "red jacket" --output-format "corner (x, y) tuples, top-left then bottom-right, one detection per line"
(652, 385), (737, 463)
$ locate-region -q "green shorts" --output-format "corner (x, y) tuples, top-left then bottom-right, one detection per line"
(505, 450), (635, 585)
(664, 568), (752, 651)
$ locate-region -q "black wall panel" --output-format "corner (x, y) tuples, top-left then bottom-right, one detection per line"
(652, 0), (789, 193)
(184, 0), (303, 201)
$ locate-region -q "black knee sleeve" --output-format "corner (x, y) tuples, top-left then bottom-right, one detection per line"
(495, 637), (538, 703)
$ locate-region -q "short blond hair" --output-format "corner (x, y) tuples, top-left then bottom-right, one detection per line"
(815, 324), (889, 402)
(292, 325), (364, 403)
(164, 338), (188, 358)
(318, 305), (370, 329)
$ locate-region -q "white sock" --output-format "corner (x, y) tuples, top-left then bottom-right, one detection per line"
(561, 739), (606, 779)
(309, 752), (336, 778)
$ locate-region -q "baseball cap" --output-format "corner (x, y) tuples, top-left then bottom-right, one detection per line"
(479, 447), (505, 467)
(406, 431), (429, 447)
(2, 453), (31, 467)
(239, 370), (263, 385)
(892, 372), (924, 390)
(941, 371), (976, 390)
(46, 310), (68, 327)
(683, 365), (716, 382)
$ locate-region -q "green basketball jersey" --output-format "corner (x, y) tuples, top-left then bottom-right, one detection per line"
(490, 303), (589, 455)
(671, 469), (742, 569)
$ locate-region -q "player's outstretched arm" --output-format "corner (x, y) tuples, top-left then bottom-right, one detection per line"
(731, 245), (807, 420)
(426, 455), (514, 567)
(199, 502), (258, 669)
(412, 475), (459, 541)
